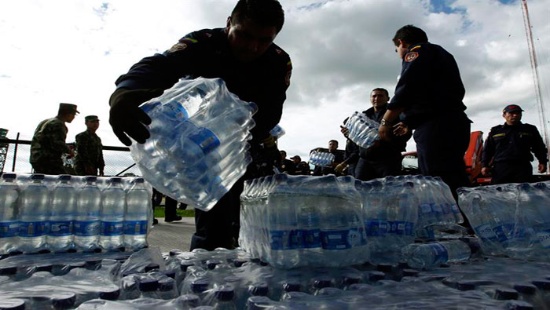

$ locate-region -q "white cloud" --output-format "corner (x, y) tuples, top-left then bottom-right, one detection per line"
(0, 0), (548, 168)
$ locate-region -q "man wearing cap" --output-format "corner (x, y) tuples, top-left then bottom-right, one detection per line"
(291, 155), (310, 175)
(30, 103), (79, 174)
(481, 104), (548, 184)
(75, 115), (105, 176)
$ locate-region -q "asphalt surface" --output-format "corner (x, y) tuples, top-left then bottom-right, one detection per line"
(147, 216), (195, 254)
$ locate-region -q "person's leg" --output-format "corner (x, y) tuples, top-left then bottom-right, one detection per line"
(164, 196), (182, 222)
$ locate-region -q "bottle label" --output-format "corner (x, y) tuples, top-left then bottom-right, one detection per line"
(49, 220), (73, 236)
(475, 224), (499, 242)
(301, 228), (321, 248)
(493, 223), (513, 244)
(74, 220), (100, 236)
(188, 127), (220, 155)
(388, 221), (414, 236)
(270, 229), (302, 250)
(0, 222), (19, 238)
(428, 243), (449, 262)
(19, 221), (48, 237)
(165, 100), (189, 120)
(123, 220), (148, 235)
(321, 229), (352, 250)
(365, 219), (387, 237)
(420, 203), (432, 215)
(537, 230), (550, 248)
(101, 221), (123, 236)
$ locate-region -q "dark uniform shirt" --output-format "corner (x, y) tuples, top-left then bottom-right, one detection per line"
(75, 130), (105, 175)
(482, 122), (548, 166)
(115, 28), (292, 145)
(30, 117), (70, 174)
(388, 42), (466, 129)
(114, 27), (291, 251)
(359, 106), (410, 160)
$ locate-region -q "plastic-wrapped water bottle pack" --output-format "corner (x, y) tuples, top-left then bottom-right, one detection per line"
(2, 247), (547, 309)
(0, 173), (153, 256)
(129, 77), (258, 211)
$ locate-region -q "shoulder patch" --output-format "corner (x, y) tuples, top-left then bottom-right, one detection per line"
(410, 45), (421, 51)
(404, 52), (419, 62)
(169, 42), (188, 53)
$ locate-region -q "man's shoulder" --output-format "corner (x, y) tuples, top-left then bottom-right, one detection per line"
(167, 28), (223, 53)
(490, 124), (504, 132)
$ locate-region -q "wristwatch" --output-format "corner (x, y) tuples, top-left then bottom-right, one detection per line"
(381, 119), (392, 127)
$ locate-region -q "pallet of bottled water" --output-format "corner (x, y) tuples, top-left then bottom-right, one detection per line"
(130, 77), (257, 212)
(0, 173), (153, 256)
(240, 174), (470, 269)
(1, 246), (549, 309)
(458, 181), (550, 261)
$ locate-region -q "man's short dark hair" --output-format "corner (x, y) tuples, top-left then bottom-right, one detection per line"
(371, 88), (389, 97)
(231, 0), (285, 33)
(392, 25), (428, 46)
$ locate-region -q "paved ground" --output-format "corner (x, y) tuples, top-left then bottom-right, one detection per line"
(147, 217), (195, 254)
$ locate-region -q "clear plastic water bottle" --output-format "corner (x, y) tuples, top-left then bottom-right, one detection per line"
(0, 173), (20, 255)
(17, 173), (49, 253)
(99, 177), (126, 251)
(515, 182), (550, 259)
(385, 181), (418, 263)
(401, 239), (472, 270)
(48, 174), (76, 253)
(211, 285), (237, 310)
(358, 180), (390, 264)
(269, 124), (286, 140)
(74, 176), (101, 252)
(124, 177), (151, 251)
(266, 174), (301, 268)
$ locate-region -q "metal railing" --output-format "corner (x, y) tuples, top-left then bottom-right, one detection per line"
(0, 135), (141, 177)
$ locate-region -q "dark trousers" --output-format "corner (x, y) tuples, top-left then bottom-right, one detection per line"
(165, 196), (179, 220)
(190, 177), (245, 251)
(355, 157), (403, 181)
(413, 112), (471, 201)
(491, 161), (533, 184)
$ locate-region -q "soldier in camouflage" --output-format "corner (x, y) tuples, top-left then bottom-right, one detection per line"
(30, 103), (79, 174)
(75, 115), (105, 176)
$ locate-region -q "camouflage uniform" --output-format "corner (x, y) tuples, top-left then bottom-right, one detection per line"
(74, 130), (105, 176)
(30, 117), (70, 174)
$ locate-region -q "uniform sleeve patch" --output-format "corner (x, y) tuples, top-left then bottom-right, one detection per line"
(404, 52), (419, 62)
(168, 42), (187, 53)
(410, 45), (421, 51)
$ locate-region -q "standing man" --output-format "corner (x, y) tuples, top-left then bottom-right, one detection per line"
(75, 115), (105, 176)
(481, 104), (548, 184)
(312, 140), (345, 176)
(108, 0), (291, 251)
(342, 88), (410, 180)
(30, 103), (79, 175)
(378, 25), (471, 200)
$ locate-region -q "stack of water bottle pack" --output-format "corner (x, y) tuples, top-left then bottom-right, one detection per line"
(0, 245), (547, 309)
(0, 173), (153, 256)
(344, 111), (380, 148)
(129, 77), (258, 212)
(239, 174), (472, 270)
(458, 181), (550, 261)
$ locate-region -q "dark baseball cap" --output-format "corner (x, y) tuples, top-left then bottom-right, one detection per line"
(58, 103), (79, 114)
(85, 115), (99, 122)
(290, 155), (301, 161)
(503, 104), (523, 113)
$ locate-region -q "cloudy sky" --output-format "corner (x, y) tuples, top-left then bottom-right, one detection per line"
(1, 0), (549, 168)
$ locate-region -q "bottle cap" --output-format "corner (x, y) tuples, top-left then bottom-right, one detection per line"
(99, 287), (120, 300)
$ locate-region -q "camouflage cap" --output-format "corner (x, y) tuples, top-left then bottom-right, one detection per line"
(58, 103), (79, 114)
(85, 115), (99, 122)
